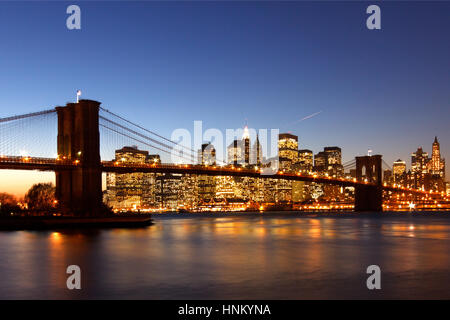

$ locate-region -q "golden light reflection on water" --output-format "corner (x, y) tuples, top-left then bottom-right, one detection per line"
(1, 214), (450, 299)
(381, 223), (450, 240)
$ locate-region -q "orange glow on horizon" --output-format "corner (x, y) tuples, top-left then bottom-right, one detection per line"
(0, 170), (55, 197)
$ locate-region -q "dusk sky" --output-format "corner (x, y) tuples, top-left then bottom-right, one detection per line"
(0, 1), (449, 195)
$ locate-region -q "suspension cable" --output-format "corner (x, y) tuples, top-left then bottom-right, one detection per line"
(0, 109), (55, 123)
(100, 107), (198, 155)
(100, 124), (195, 163)
(99, 115), (195, 160)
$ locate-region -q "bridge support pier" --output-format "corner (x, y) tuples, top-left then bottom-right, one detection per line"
(354, 155), (383, 212)
(354, 184), (382, 212)
(55, 100), (103, 216)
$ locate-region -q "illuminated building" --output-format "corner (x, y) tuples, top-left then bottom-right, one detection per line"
(393, 159), (407, 186)
(278, 133), (299, 162)
(198, 143), (216, 166)
(261, 178), (278, 202)
(430, 136), (445, 179)
(227, 139), (242, 165)
(251, 135), (263, 166)
(427, 137), (446, 191)
(277, 133), (302, 201)
(313, 147), (343, 176)
(324, 147), (341, 165)
(292, 181), (304, 202)
(324, 147), (343, 177)
(298, 149), (313, 172)
(198, 143), (216, 201)
(383, 169), (393, 184)
(314, 151), (327, 173)
(155, 173), (183, 209)
(411, 147), (430, 189)
(180, 174), (199, 209)
(243, 126), (250, 166)
(198, 174), (215, 201)
(105, 146), (156, 210)
(215, 176), (236, 199)
(227, 126), (252, 167)
(278, 133), (299, 172)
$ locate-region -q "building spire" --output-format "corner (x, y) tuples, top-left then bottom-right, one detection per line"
(242, 125), (250, 140)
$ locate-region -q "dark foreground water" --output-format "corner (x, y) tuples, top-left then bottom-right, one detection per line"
(0, 212), (449, 299)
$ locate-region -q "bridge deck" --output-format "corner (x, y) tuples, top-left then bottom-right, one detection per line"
(0, 155), (437, 196)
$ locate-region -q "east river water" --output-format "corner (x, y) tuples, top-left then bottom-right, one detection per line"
(0, 212), (449, 299)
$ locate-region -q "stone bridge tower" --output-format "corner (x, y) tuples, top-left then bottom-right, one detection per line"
(55, 100), (103, 216)
(354, 155), (383, 212)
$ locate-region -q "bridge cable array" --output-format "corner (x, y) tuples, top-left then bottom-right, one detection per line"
(0, 109), (57, 158)
(99, 107), (227, 165)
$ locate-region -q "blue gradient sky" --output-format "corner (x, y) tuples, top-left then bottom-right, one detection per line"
(0, 1), (449, 195)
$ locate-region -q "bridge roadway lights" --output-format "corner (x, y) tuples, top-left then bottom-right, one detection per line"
(55, 100), (103, 216)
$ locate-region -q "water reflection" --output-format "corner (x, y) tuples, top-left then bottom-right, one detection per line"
(0, 213), (449, 299)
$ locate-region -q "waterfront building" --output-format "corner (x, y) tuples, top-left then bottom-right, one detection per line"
(155, 173), (183, 210)
(105, 146), (154, 210)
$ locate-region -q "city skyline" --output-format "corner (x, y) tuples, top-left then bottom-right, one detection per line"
(0, 117), (447, 197)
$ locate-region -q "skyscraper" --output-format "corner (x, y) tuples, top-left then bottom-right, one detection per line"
(324, 146), (343, 177)
(298, 149), (313, 172)
(393, 159), (407, 186)
(278, 133), (299, 163)
(198, 143), (216, 166)
(227, 126), (251, 166)
(243, 126), (250, 166)
(251, 134), (263, 166)
(431, 136), (441, 173)
(430, 136), (445, 179)
(313, 147), (343, 177)
(228, 139), (243, 166)
(411, 147), (430, 189)
(314, 151), (327, 173)
(428, 136), (446, 191)
(324, 147), (342, 165)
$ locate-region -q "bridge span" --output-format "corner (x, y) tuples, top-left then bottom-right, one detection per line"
(0, 99), (439, 215)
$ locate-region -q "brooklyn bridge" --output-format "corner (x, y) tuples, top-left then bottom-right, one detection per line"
(0, 100), (442, 216)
